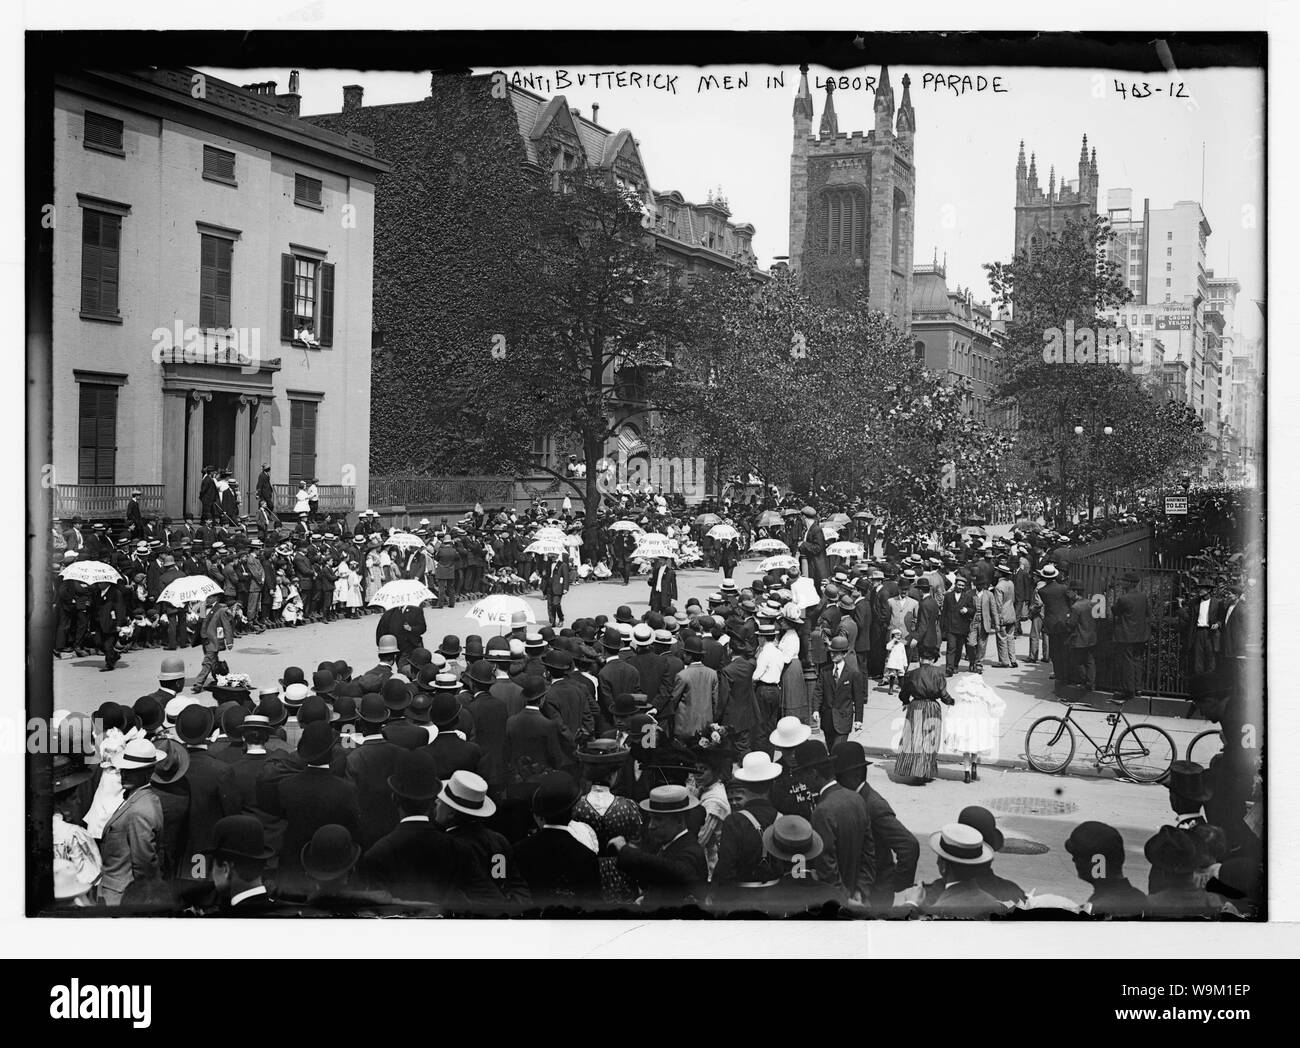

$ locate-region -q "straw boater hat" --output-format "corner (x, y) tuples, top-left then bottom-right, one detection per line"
(639, 784), (700, 815)
(929, 823), (995, 865)
(112, 737), (165, 771)
(437, 770), (497, 818)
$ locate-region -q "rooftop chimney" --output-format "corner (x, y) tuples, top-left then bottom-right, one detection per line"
(591, 102), (600, 123)
(342, 84), (364, 112)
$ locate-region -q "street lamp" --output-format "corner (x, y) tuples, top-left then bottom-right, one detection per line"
(1073, 402), (1114, 522)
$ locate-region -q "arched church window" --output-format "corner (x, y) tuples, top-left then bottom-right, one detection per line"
(892, 189), (908, 267)
(820, 189), (864, 258)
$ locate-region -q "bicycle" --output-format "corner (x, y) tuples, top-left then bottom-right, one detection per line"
(1186, 728), (1224, 766)
(1024, 703), (1176, 782)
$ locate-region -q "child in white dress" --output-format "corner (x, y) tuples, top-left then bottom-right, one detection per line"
(884, 628), (909, 691)
(941, 672), (1008, 783)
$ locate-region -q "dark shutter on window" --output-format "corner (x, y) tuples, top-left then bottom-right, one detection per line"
(81, 210), (121, 315)
(318, 262), (335, 347)
(203, 145), (236, 182)
(289, 400), (318, 483)
(84, 111), (124, 151)
(77, 384), (117, 485)
(200, 235), (232, 328)
(281, 253), (295, 341)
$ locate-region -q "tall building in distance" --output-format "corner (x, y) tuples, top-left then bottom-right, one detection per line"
(788, 65), (916, 330)
(1013, 135), (1098, 257)
(1146, 200), (1211, 306)
(52, 67), (387, 523)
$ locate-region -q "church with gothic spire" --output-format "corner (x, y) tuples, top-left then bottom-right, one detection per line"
(1013, 134), (1099, 257)
(788, 64), (916, 331)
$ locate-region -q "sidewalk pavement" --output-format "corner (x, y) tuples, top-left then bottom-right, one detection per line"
(845, 632), (1208, 780)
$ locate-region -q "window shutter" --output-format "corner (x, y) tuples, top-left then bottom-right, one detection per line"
(200, 235), (216, 328)
(289, 401), (303, 480)
(215, 238), (232, 328)
(80, 212), (101, 314)
(84, 112), (124, 151)
(318, 262), (335, 347)
(281, 253), (295, 340)
(78, 384), (117, 485)
(303, 402), (317, 480)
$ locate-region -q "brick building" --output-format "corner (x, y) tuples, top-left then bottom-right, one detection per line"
(910, 262), (1001, 424)
(52, 68), (387, 522)
(788, 65), (916, 330)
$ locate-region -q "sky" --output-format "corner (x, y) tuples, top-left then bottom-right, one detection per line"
(210, 62), (1265, 338)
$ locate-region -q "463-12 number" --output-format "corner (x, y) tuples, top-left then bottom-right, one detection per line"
(1114, 80), (1188, 100)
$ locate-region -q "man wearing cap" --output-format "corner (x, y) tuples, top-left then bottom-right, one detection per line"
(597, 627), (640, 735)
(911, 824), (1010, 918)
(610, 784), (708, 911)
(345, 694), (405, 848)
(270, 722), (362, 899)
(831, 741), (919, 910)
(200, 814), (281, 914)
(174, 705), (239, 888)
(1064, 821), (1146, 917)
(710, 751), (781, 906)
(435, 771), (531, 910)
(513, 771), (601, 909)
(789, 739), (875, 903)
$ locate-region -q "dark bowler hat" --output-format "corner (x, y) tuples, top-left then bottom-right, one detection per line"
(387, 747), (444, 800)
(831, 740), (872, 775)
(464, 635), (484, 659)
(437, 634), (461, 657)
(682, 634), (704, 655)
(958, 805), (1005, 852)
(132, 695), (165, 734)
(614, 605), (636, 625)
(176, 704), (215, 747)
(1143, 825), (1201, 875)
(531, 771), (581, 820)
(279, 666), (307, 689)
(333, 695), (359, 725)
(297, 721), (336, 764)
(312, 669), (337, 696)
(332, 659), (353, 681)
(406, 691), (435, 724)
(541, 649), (573, 673)
(301, 824), (361, 882)
(382, 678), (412, 713)
(789, 738), (833, 771)
(218, 703), (246, 738)
(600, 626), (623, 652)
(467, 660), (497, 687)
(383, 719), (430, 750)
(204, 815), (274, 861)
(256, 692), (288, 726)
(357, 693), (389, 726)
(485, 636), (512, 663)
(415, 665), (442, 692)
(519, 675), (547, 705)
(1064, 821), (1126, 867)
(429, 693), (463, 729)
(298, 694), (340, 726)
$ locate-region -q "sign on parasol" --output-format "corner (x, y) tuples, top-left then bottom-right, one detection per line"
(706, 523), (739, 542)
(757, 511), (783, 527)
(368, 580), (436, 609)
(755, 554), (800, 573)
(609, 520), (643, 533)
(749, 538), (790, 554)
(466, 595), (537, 630)
(158, 575), (222, 607)
(827, 541), (865, 559)
(59, 560), (123, 585)
(524, 540), (566, 556)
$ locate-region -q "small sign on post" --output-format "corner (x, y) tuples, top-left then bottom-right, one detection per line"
(1164, 494), (1189, 515)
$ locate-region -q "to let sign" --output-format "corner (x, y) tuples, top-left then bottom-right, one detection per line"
(1164, 495), (1189, 515)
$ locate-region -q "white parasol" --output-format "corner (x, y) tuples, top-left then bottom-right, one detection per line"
(59, 561), (122, 585)
(368, 579), (436, 609)
(465, 595), (537, 629)
(749, 538), (790, 554)
(707, 523), (740, 542)
(755, 554), (800, 573)
(158, 575), (222, 606)
(384, 532), (426, 551)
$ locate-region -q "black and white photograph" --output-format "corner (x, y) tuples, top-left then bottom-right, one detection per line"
(17, 8), (1280, 950)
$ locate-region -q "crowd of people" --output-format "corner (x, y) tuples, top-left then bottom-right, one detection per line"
(44, 492), (1262, 919)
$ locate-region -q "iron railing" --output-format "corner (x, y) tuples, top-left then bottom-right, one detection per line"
(54, 484), (165, 521)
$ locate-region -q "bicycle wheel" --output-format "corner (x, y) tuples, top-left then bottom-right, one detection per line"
(1186, 729), (1224, 766)
(1024, 716), (1076, 774)
(1116, 724), (1176, 782)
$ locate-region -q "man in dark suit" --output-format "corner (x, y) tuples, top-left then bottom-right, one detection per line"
(376, 603), (426, 657)
(1181, 578), (1224, 678)
(201, 815), (285, 915)
(126, 490), (145, 540)
(916, 824), (1010, 918)
(256, 463), (275, 511)
(1109, 571), (1150, 705)
(360, 748), (476, 909)
(542, 650), (594, 753)
(1037, 565), (1074, 697)
(648, 555), (677, 614)
(596, 627), (639, 733)
(909, 578), (942, 664)
(1066, 586), (1100, 692)
(832, 742), (919, 911)
(797, 506), (828, 591)
(464, 661), (509, 793)
(941, 576), (977, 675)
(198, 466), (218, 524)
(344, 694), (404, 848)
(270, 722), (362, 899)
(717, 636), (759, 756)
(173, 705), (239, 884)
(789, 740), (874, 903)
(62, 517), (86, 552)
(610, 784), (708, 911)
(504, 676), (565, 780)
(427, 690), (484, 779)
(434, 539), (461, 608)
(818, 636), (863, 753)
(627, 625), (672, 715)
(512, 771), (601, 909)
(94, 581), (128, 672)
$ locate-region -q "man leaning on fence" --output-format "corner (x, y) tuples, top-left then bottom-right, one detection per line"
(1109, 572), (1149, 706)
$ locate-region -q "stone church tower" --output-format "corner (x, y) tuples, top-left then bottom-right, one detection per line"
(1014, 135), (1099, 258)
(788, 64), (916, 331)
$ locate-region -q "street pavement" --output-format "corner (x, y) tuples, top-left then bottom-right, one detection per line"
(48, 558), (1177, 905)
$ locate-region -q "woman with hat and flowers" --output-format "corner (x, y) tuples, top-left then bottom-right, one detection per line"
(569, 740), (643, 905)
(894, 646), (954, 785)
(97, 736), (167, 905)
(687, 724), (734, 877)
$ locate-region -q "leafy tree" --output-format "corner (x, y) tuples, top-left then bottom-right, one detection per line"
(984, 216), (1206, 523)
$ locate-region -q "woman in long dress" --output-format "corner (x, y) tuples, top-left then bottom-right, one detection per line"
(777, 608), (810, 725)
(894, 645), (954, 784)
(343, 559), (364, 617)
(942, 671), (1008, 783)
